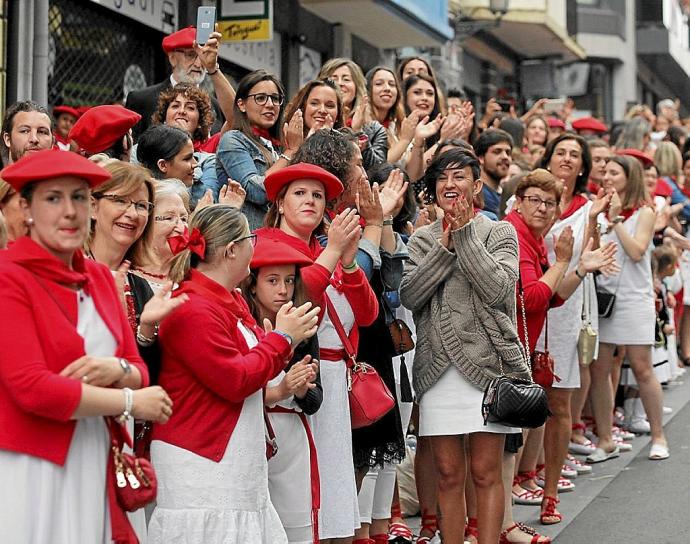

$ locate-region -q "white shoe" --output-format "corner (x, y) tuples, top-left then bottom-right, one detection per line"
(561, 464), (578, 479)
(663, 406), (673, 415)
(649, 443), (670, 460)
(587, 446), (620, 464)
(568, 439), (596, 455)
(628, 418), (651, 434)
(565, 454), (593, 474)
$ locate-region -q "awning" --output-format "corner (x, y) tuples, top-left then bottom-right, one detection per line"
(300, 0), (454, 48)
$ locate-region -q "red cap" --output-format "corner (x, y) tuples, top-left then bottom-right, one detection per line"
(162, 26), (196, 53)
(616, 148), (654, 168)
(655, 178), (673, 198)
(76, 105), (91, 116)
(68, 105), (141, 154)
(0, 149), (111, 192)
(572, 116), (608, 134)
(264, 162), (344, 202)
(53, 105), (80, 119)
(251, 237), (313, 270)
(547, 117), (565, 129)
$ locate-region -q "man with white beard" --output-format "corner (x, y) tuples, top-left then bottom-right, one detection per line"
(125, 26), (234, 141)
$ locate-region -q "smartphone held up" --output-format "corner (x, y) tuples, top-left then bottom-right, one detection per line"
(196, 6), (217, 46)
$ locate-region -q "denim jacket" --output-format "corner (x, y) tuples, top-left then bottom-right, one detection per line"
(216, 130), (277, 230)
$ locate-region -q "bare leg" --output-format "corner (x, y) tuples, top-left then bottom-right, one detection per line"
(627, 345), (667, 445)
(431, 435), (467, 544)
(589, 343), (617, 452)
(680, 305), (690, 361)
(468, 432), (505, 544)
(570, 364), (591, 444)
(541, 387), (573, 520)
(415, 435), (439, 539)
(516, 426), (544, 493)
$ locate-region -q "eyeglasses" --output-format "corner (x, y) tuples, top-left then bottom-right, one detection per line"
(174, 49), (199, 62)
(246, 93), (284, 106)
(233, 233), (257, 247)
(522, 195), (558, 211)
(93, 193), (154, 216)
(154, 214), (189, 225)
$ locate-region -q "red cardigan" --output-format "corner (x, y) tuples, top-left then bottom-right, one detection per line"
(0, 238), (149, 466)
(153, 269), (292, 461)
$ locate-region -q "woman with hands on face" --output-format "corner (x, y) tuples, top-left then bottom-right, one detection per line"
(149, 205), (320, 544)
(0, 150), (172, 543)
(257, 162), (379, 543)
(241, 236), (323, 544)
(283, 80), (346, 140)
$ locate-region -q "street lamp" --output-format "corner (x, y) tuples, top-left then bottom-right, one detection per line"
(454, 0), (510, 39)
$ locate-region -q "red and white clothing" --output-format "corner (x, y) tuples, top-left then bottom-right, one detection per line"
(149, 269), (291, 543)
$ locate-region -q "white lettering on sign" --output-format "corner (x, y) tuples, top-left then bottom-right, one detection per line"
(89, 0), (177, 33)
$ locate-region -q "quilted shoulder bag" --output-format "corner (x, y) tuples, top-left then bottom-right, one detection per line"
(105, 416), (157, 512)
(325, 296), (395, 429)
(578, 275), (598, 366)
(481, 278), (550, 429)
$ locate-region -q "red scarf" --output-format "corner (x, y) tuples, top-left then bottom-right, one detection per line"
(620, 206), (640, 221)
(192, 132), (221, 153)
(251, 126), (282, 149)
(53, 132), (71, 146)
(5, 237), (90, 293)
(504, 210), (549, 268)
(559, 194), (588, 221)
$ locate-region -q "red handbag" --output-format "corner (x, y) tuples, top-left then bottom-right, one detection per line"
(325, 296), (395, 429)
(105, 417), (157, 512)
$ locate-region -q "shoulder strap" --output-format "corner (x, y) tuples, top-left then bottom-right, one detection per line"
(324, 295), (357, 364)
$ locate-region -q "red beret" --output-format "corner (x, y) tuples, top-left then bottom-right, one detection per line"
(264, 162), (344, 202)
(0, 149), (111, 192)
(68, 105), (141, 154)
(251, 237), (313, 270)
(53, 105), (80, 119)
(76, 105), (92, 116)
(616, 148), (654, 168)
(162, 26), (196, 53)
(572, 116), (608, 133)
(547, 117), (565, 129)
(655, 178), (673, 198)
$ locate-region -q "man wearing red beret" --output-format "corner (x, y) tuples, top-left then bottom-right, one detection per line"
(125, 26), (234, 141)
(1, 101), (54, 166)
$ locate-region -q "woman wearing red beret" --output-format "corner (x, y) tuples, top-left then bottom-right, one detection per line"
(148, 204), (320, 544)
(0, 149), (172, 543)
(241, 236), (323, 544)
(257, 163), (379, 542)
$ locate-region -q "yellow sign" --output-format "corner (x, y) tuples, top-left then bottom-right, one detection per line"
(218, 19), (271, 42)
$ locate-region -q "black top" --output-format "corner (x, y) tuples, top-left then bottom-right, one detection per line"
(289, 334), (323, 415)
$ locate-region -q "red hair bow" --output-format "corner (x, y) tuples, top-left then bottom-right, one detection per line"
(167, 227), (206, 258)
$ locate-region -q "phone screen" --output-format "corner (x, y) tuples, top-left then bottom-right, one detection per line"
(196, 6), (216, 46)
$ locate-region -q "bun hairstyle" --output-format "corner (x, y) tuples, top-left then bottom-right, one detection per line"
(169, 204), (248, 283)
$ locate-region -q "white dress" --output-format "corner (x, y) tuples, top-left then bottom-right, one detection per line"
(309, 285), (360, 539)
(537, 200), (593, 389)
(148, 321), (287, 544)
(0, 291), (116, 544)
(597, 210), (655, 345)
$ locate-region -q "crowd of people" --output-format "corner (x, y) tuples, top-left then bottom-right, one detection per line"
(1, 23), (690, 544)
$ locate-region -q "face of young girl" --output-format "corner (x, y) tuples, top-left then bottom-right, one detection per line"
(254, 264), (297, 319)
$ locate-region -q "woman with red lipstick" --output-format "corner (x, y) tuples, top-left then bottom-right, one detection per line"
(257, 162), (379, 543)
(216, 70), (303, 230)
(0, 149), (172, 543)
(318, 58), (388, 170)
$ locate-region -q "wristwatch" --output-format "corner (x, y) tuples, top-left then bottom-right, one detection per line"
(118, 357), (132, 377)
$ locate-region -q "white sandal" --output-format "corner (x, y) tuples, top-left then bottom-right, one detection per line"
(648, 443), (669, 460)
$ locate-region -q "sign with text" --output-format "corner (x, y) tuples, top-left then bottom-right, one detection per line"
(89, 0), (177, 33)
(217, 0), (273, 43)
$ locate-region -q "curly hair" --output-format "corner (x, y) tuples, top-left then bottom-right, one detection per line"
(152, 83), (214, 143)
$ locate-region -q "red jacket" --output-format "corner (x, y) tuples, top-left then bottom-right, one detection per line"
(0, 238), (149, 465)
(153, 269), (292, 461)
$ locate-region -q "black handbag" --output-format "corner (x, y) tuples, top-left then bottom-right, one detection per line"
(481, 276), (550, 429)
(596, 290), (616, 318)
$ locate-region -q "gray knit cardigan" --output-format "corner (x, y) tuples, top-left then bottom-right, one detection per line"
(400, 215), (531, 398)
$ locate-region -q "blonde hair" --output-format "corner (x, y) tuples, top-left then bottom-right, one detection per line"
(654, 141), (682, 178)
(131, 179), (190, 269)
(87, 160), (156, 260)
(169, 204), (248, 284)
(0, 179), (14, 204)
(0, 212), (7, 249)
(318, 58), (368, 117)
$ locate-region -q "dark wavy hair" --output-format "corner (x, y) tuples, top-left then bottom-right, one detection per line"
(539, 133), (592, 195)
(424, 147), (481, 204)
(152, 83), (214, 143)
(283, 80), (345, 137)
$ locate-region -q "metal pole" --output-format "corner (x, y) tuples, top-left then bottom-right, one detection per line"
(32, 0), (49, 105)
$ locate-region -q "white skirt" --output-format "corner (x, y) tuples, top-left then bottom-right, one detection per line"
(148, 390), (287, 544)
(308, 358), (360, 539)
(419, 366), (518, 435)
(0, 417), (110, 544)
(599, 296), (655, 346)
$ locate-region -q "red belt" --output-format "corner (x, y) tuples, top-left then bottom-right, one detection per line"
(319, 347), (347, 361)
(267, 405), (320, 544)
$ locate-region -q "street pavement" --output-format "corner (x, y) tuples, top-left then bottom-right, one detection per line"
(406, 370), (690, 543)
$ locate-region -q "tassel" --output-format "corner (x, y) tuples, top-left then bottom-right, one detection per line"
(399, 356), (413, 402)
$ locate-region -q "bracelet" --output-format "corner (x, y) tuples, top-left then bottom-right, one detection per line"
(136, 323), (157, 346)
(119, 388), (133, 423)
(118, 357), (132, 377)
(383, 218), (394, 227)
(207, 64), (219, 75)
(273, 330), (294, 346)
(574, 267), (586, 280)
(279, 153), (293, 162)
(342, 260), (358, 271)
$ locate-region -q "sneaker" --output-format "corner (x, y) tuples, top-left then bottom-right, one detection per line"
(627, 418), (651, 434)
(565, 454), (593, 474)
(663, 406), (673, 415)
(561, 464), (578, 479)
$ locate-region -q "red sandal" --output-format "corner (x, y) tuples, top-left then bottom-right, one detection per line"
(388, 503), (413, 543)
(464, 517), (479, 542)
(540, 496), (562, 525)
(415, 511), (438, 544)
(500, 522), (551, 543)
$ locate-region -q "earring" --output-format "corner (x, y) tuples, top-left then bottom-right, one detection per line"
(279, 207), (284, 214)
(25, 217), (34, 226)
